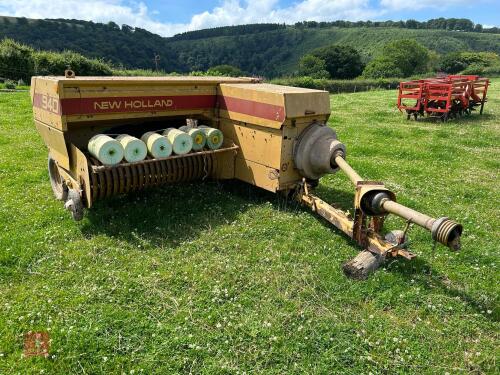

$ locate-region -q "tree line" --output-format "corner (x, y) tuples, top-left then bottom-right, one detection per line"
(1, 16), (499, 80)
(294, 18), (498, 34)
(172, 18), (499, 43)
(0, 38), (112, 82)
(171, 23), (286, 41)
(0, 17), (181, 72)
(0, 38), (245, 85)
(298, 40), (500, 80)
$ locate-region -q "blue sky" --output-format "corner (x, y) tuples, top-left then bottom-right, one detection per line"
(0, 0), (498, 37)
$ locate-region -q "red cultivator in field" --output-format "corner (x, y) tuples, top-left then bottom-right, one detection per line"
(397, 75), (489, 121)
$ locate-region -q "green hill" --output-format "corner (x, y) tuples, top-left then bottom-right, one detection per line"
(1, 16), (500, 77)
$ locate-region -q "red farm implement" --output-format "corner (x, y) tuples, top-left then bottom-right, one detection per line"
(397, 75), (489, 121)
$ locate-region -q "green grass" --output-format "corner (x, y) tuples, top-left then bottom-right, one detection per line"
(0, 83), (29, 90)
(0, 81), (499, 374)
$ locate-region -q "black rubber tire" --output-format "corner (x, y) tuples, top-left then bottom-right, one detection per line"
(48, 155), (68, 201)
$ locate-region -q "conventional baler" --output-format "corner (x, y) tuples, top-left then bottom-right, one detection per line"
(30, 73), (463, 278)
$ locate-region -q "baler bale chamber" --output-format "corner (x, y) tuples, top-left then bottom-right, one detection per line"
(31, 74), (462, 278)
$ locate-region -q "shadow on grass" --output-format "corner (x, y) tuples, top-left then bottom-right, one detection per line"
(80, 178), (497, 321)
(314, 184), (355, 211)
(407, 112), (493, 124)
(81, 180), (277, 249)
(385, 256), (498, 321)
(80, 177), (358, 251)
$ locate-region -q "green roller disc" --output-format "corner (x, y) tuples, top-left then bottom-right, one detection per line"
(141, 132), (172, 158)
(188, 129), (207, 151)
(163, 128), (193, 155)
(178, 127), (206, 151)
(116, 134), (147, 162)
(88, 134), (124, 165)
(199, 126), (223, 150)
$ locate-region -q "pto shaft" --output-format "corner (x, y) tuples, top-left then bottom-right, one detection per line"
(379, 199), (462, 250)
(333, 155), (363, 185)
(332, 153), (463, 250)
(380, 200), (434, 230)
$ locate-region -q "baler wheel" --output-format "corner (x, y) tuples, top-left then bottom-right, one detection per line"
(48, 156), (68, 201)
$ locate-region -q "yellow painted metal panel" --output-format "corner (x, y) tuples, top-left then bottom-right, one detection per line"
(234, 158), (279, 192)
(70, 145), (92, 208)
(31, 78), (66, 130)
(283, 91), (330, 119)
(212, 147), (237, 180)
(71, 85), (216, 98)
(218, 109), (283, 129)
(34, 120), (69, 169)
(38, 75), (257, 85)
(217, 83), (330, 129)
(277, 125), (301, 188)
(218, 84), (285, 106)
(65, 109), (212, 124)
(220, 121), (283, 169)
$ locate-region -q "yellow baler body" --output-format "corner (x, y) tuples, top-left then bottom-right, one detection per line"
(31, 76), (330, 206)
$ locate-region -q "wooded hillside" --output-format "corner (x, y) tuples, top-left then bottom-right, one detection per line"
(1, 16), (499, 77)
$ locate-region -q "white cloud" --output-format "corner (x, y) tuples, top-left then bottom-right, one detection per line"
(188, 0), (380, 30)
(0, 0), (381, 37)
(0, 0), (486, 37)
(380, 0), (470, 11)
(0, 0), (186, 36)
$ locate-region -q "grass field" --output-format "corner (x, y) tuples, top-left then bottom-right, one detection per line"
(0, 82), (498, 374)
